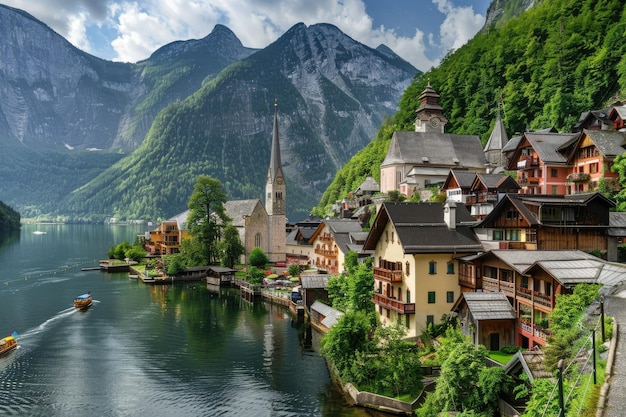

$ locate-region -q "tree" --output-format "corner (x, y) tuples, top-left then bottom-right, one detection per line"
(320, 310), (373, 375)
(218, 224), (244, 268)
(186, 176), (230, 265)
(249, 247), (269, 268)
(287, 263), (300, 277)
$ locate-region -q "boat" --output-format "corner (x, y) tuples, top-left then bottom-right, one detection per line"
(74, 292), (93, 309)
(0, 332), (18, 356)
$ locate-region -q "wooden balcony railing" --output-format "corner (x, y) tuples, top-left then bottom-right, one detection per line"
(516, 156), (539, 169)
(482, 277), (514, 294)
(314, 248), (337, 257)
(519, 320), (552, 341)
(318, 235), (333, 242)
(374, 267), (403, 283)
(373, 293), (415, 315)
(458, 274), (477, 288)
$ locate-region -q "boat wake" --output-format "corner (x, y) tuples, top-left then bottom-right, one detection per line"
(18, 307), (79, 340)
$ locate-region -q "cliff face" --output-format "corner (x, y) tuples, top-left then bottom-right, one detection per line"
(0, 6), (418, 221)
(482, 0), (536, 31)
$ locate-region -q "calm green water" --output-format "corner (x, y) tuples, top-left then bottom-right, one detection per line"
(0, 224), (375, 417)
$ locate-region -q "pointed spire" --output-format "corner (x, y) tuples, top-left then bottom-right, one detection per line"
(268, 100), (283, 183)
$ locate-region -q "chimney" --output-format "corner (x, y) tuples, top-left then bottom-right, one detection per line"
(444, 201), (456, 230)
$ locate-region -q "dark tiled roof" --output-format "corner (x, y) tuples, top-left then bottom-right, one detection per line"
(582, 129), (626, 157)
(445, 169), (477, 189)
(382, 131), (487, 169)
(484, 115), (509, 152)
(523, 132), (579, 164)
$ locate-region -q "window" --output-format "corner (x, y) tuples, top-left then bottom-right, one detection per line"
(428, 291), (436, 304)
(506, 210), (518, 220)
(551, 185), (558, 195)
(405, 261), (410, 276)
(385, 231), (389, 242)
(447, 291), (454, 303)
(391, 231), (394, 243)
(521, 276), (529, 289)
(429, 261), (437, 275)
(551, 168), (558, 178)
(493, 230), (503, 240)
(406, 289), (411, 303)
(447, 261), (454, 274)
(545, 282), (553, 296)
(590, 163), (598, 173)
(255, 233), (262, 248)
(505, 229), (520, 241)
(426, 315), (434, 327)
(405, 315), (410, 329)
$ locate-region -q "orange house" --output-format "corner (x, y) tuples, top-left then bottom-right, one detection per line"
(145, 212), (190, 255)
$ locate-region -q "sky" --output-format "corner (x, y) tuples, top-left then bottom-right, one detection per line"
(3, 0), (492, 72)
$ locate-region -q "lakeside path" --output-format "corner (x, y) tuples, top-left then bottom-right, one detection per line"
(601, 289), (626, 417)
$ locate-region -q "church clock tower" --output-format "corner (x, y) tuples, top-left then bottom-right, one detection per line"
(414, 82), (448, 133)
(265, 101), (286, 262)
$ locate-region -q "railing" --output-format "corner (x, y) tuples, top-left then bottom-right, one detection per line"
(517, 287), (552, 307)
(314, 248), (337, 257)
(458, 274), (477, 288)
(373, 293), (415, 314)
(318, 235), (332, 242)
(373, 267), (403, 283)
(482, 277), (514, 294)
(519, 320), (551, 341)
(566, 172), (591, 182)
(516, 156), (539, 169)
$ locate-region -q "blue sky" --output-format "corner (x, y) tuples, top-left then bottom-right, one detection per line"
(4, 0), (491, 72)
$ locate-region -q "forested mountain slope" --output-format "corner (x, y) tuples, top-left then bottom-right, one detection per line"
(314, 0), (626, 216)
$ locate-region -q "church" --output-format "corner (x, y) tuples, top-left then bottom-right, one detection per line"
(380, 83), (489, 198)
(146, 103), (287, 265)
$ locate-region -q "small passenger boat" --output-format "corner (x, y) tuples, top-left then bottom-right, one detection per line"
(0, 332), (18, 356)
(74, 292), (93, 309)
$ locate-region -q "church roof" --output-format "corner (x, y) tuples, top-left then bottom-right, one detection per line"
(223, 199), (265, 227)
(381, 131), (487, 170)
(484, 115), (509, 152)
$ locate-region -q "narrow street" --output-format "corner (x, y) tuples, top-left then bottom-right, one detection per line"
(601, 289), (626, 417)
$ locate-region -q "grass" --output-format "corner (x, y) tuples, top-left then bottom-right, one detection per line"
(488, 350), (515, 364)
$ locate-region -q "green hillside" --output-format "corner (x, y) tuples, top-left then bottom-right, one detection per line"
(314, 0), (626, 216)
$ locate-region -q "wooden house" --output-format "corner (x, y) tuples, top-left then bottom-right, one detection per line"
(475, 192), (614, 256)
(363, 201), (483, 339)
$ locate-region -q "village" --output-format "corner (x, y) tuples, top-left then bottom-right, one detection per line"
(120, 84), (626, 415)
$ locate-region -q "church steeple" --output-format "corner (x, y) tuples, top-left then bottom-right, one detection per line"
(414, 81), (448, 133)
(266, 100), (285, 216)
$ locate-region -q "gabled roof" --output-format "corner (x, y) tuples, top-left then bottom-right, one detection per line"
(573, 129), (626, 160)
(609, 105), (626, 121)
(300, 274), (331, 289)
(461, 249), (597, 275)
(363, 202), (482, 253)
(471, 173), (520, 192)
(523, 258), (626, 289)
(309, 219), (363, 255)
(453, 291), (517, 320)
(310, 300), (343, 328)
(355, 176), (380, 195)
(223, 199), (265, 227)
(508, 132), (579, 170)
(478, 192), (614, 228)
(504, 350), (552, 381)
(381, 131), (487, 169)
(442, 169), (476, 190)
(167, 210), (190, 230)
(573, 108), (613, 131)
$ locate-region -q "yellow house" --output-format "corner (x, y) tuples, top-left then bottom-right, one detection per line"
(309, 219), (365, 274)
(363, 202), (483, 339)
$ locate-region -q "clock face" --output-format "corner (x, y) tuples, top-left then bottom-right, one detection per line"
(276, 177), (283, 185)
(430, 117), (440, 128)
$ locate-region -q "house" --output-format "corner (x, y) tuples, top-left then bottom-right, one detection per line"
(285, 217), (322, 266)
(506, 131), (579, 195)
(300, 274), (332, 311)
(565, 129), (624, 194)
(451, 291), (517, 350)
(457, 249), (625, 348)
(442, 169), (520, 220)
(145, 211), (190, 255)
(363, 201), (483, 339)
(608, 105), (626, 131)
(475, 192), (614, 255)
(380, 83), (488, 198)
(309, 219), (364, 274)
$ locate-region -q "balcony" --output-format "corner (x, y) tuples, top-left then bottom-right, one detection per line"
(318, 235), (333, 242)
(374, 293), (415, 315)
(517, 287), (553, 308)
(518, 176), (540, 186)
(482, 276), (514, 294)
(314, 248), (337, 257)
(566, 172), (590, 182)
(516, 156), (539, 169)
(374, 267), (403, 283)
(458, 274), (477, 289)
(519, 320), (552, 341)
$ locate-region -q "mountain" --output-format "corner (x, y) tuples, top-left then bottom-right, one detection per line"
(63, 23), (418, 221)
(313, 0), (626, 216)
(0, 5), (417, 222)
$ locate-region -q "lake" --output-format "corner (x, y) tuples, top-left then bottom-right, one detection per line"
(0, 224), (377, 417)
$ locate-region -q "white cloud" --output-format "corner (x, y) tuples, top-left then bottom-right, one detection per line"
(432, 0), (485, 54)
